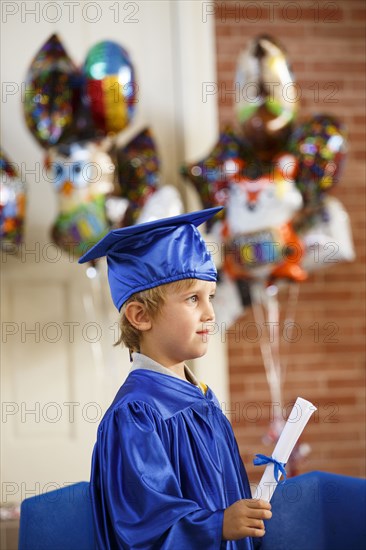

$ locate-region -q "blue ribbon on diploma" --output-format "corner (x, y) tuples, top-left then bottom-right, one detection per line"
(253, 454), (287, 484)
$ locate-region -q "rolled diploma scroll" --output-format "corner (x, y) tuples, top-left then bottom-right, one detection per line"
(254, 397), (317, 502)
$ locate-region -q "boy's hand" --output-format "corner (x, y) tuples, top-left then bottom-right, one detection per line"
(222, 498), (272, 541)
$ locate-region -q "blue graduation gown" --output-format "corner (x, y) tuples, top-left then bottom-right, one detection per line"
(90, 369), (255, 549)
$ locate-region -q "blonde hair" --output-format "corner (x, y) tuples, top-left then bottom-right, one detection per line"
(114, 279), (197, 352)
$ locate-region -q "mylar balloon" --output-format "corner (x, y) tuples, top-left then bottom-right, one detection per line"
(0, 149), (26, 249)
(221, 153), (306, 283)
(301, 196), (355, 273)
(183, 133), (306, 283)
(223, 153), (302, 234)
(51, 195), (109, 258)
(236, 35), (299, 160)
(46, 139), (121, 257)
(114, 128), (160, 225)
(222, 222), (306, 284)
(181, 126), (249, 216)
(136, 185), (183, 225)
(23, 34), (79, 148)
(84, 41), (137, 134)
(290, 114), (347, 211)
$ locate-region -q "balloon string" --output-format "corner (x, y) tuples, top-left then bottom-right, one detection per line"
(250, 282), (282, 409)
(280, 283), (300, 386)
(266, 286), (281, 398)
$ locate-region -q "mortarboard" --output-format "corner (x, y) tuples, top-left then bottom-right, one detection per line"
(78, 207), (223, 311)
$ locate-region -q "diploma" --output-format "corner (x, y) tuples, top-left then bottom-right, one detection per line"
(253, 397), (317, 502)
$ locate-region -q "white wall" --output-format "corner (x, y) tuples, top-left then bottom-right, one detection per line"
(1, 0), (229, 505)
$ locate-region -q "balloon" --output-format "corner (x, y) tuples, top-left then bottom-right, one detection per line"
(136, 185), (183, 224)
(223, 153), (302, 234)
(236, 35), (299, 160)
(0, 149), (26, 249)
(23, 34), (79, 148)
(290, 114), (347, 211)
(46, 139), (115, 197)
(183, 144), (306, 283)
(301, 196), (355, 273)
(46, 139), (125, 257)
(223, 222), (306, 284)
(24, 35), (137, 148)
(51, 196), (109, 257)
(114, 128), (160, 225)
(181, 127), (249, 216)
(84, 41), (137, 134)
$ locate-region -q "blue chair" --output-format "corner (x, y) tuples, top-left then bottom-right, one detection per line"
(18, 481), (96, 550)
(18, 472), (366, 549)
(261, 470), (366, 550)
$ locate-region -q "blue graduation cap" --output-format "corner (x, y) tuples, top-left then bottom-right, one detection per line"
(79, 207), (223, 311)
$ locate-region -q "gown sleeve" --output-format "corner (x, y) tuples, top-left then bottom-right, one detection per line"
(91, 400), (225, 550)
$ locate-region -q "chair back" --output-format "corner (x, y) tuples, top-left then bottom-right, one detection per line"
(18, 481), (96, 550)
(261, 470), (366, 550)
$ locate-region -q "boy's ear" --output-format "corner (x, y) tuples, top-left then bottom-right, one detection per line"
(124, 302), (152, 331)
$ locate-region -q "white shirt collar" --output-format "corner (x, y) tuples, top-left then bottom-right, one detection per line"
(130, 352), (202, 389)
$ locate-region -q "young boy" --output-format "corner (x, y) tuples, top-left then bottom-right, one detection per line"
(79, 207), (271, 549)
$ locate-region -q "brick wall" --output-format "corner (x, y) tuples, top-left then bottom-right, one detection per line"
(214, 0), (365, 482)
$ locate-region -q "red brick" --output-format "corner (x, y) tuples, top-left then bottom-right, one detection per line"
(351, 9), (366, 21)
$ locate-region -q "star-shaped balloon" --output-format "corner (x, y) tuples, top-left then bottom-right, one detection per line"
(181, 127), (253, 225)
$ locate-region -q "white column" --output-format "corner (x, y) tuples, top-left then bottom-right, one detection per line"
(171, 0), (230, 406)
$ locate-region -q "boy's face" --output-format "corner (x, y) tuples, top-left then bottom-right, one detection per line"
(141, 279), (216, 368)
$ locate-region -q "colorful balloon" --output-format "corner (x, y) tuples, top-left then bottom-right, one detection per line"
(46, 139), (124, 257)
(23, 34), (79, 148)
(182, 138), (306, 283)
(51, 195), (109, 258)
(0, 149), (26, 249)
(221, 153), (306, 283)
(223, 153), (302, 234)
(181, 127), (249, 222)
(290, 114), (347, 211)
(114, 128), (160, 225)
(84, 41), (137, 134)
(236, 35), (299, 160)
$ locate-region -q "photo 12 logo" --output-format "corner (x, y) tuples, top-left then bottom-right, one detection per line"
(201, 2), (341, 24)
(2, 1), (140, 24)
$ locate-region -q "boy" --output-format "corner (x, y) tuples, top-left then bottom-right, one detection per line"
(79, 207), (271, 549)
